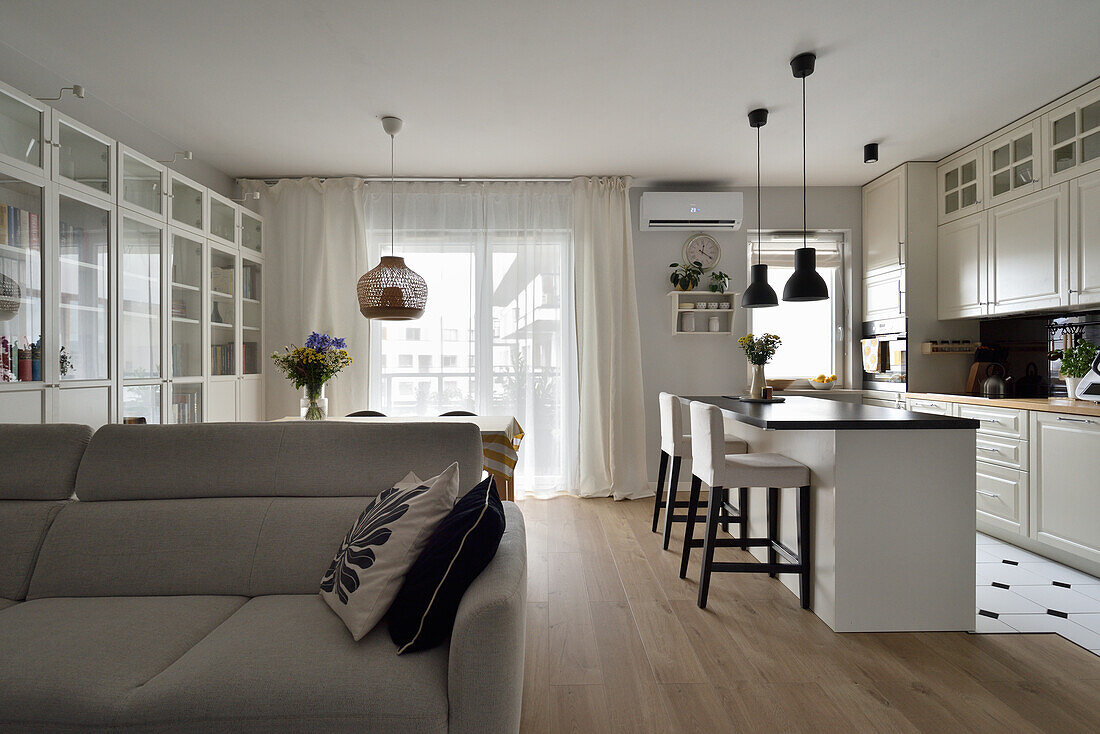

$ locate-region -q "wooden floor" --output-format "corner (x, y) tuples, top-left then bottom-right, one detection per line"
(515, 495), (1100, 733)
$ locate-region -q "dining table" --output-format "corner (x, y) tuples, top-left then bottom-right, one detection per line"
(274, 415), (524, 501)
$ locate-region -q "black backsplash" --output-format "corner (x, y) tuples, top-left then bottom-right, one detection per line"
(979, 311), (1100, 398)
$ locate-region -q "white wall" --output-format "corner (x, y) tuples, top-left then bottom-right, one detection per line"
(631, 184), (862, 482)
(0, 41), (235, 196)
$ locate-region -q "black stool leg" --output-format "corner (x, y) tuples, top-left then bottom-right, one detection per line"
(767, 487), (779, 578)
(738, 487), (749, 547)
(697, 484), (723, 609)
(661, 455), (683, 550)
(798, 485), (812, 610)
(652, 451), (669, 533)
(720, 487), (729, 534)
(679, 475), (702, 578)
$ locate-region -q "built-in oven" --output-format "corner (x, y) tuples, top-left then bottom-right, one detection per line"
(861, 317), (907, 392)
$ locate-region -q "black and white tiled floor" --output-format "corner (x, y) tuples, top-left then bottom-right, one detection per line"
(975, 533), (1100, 656)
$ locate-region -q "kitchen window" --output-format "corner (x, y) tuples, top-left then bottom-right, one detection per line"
(747, 232), (847, 381)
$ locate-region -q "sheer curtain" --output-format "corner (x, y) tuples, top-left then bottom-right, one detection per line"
(366, 182), (577, 499)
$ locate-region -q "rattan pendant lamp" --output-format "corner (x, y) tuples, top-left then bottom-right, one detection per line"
(357, 116), (427, 320)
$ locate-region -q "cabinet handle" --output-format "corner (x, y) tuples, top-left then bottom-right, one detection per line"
(977, 446), (1000, 453)
(976, 489), (999, 498)
(898, 241), (904, 265)
(1056, 416), (1092, 424)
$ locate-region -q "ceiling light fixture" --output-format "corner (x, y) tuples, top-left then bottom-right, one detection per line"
(782, 52), (829, 303)
(36, 84), (85, 102)
(741, 107), (777, 309)
(864, 142), (879, 164)
(157, 151), (193, 164)
(357, 116), (427, 320)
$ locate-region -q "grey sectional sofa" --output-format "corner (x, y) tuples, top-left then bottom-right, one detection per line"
(0, 422), (527, 733)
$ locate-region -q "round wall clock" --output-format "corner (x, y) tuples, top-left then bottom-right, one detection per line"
(682, 233), (721, 271)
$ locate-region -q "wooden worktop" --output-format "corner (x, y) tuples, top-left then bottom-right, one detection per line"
(906, 392), (1100, 418)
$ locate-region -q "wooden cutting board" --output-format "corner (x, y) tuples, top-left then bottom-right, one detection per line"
(966, 362), (998, 395)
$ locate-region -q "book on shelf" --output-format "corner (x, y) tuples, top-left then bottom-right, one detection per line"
(210, 266), (233, 294)
(210, 343), (235, 375)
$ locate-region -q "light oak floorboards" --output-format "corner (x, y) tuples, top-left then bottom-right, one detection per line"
(517, 496), (1100, 733)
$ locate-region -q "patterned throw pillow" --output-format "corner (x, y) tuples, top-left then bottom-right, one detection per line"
(320, 463), (460, 640)
(387, 474), (506, 653)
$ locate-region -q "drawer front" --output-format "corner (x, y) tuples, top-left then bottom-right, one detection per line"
(975, 434), (1028, 470)
(905, 398), (953, 415)
(976, 460), (1027, 534)
(956, 404), (1027, 439)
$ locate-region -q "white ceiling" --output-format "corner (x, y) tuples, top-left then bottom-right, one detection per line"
(2, 0), (1098, 185)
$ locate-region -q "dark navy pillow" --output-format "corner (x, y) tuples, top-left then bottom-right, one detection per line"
(388, 475), (506, 653)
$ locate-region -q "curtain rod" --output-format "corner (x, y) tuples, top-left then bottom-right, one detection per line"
(243, 176), (574, 186)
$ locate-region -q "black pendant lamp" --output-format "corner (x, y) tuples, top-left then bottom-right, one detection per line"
(742, 108), (777, 308)
(782, 52), (829, 302)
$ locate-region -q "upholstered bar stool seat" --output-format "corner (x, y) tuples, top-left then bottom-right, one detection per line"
(681, 401), (813, 611)
(653, 393), (747, 545)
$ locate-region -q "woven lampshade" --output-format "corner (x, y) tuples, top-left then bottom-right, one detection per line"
(357, 256), (427, 320)
(0, 273), (20, 322)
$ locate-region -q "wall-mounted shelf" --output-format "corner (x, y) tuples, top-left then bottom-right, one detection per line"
(669, 290), (738, 335)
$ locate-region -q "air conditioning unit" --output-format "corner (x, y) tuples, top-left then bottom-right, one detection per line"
(639, 191), (743, 231)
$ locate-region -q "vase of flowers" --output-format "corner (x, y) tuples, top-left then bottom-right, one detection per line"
(271, 332), (353, 420)
(738, 332), (781, 399)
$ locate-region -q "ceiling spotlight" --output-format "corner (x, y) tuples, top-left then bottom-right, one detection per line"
(864, 142), (879, 164)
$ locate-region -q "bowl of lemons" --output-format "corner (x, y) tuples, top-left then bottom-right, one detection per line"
(809, 374), (838, 390)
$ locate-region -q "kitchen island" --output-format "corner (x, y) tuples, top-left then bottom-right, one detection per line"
(684, 395), (979, 632)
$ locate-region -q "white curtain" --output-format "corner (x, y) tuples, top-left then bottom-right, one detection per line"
(572, 177), (649, 500)
(240, 178), (375, 420)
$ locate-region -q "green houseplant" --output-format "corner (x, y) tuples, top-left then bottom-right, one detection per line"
(1057, 339), (1097, 398)
(669, 260), (704, 291)
(709, 270), (729, 293)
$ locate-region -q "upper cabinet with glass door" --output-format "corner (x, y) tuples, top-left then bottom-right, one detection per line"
(119, 212), (164, 381)
(240, 207), (262, 255)
(937, 147), (983, 224)
(0, 80), (49, 178)
(51, 112), (113, 202)
(118, 144), (166, 219)
(0, 167), (46, 384)
(58, 190), (111, 382)
(208, 190), (237, 247)
(167, 170), (205, 235)
(983, 120), (1040, 207)
(1044, 86), (1100, 187)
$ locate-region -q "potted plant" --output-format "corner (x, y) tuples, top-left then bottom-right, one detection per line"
(738, 332), (781, 399)
(1058, 339), (1097, 399)
(271, 332), (353, 420)
(709, 270), (729, 293)
(669, 260), (704, 291)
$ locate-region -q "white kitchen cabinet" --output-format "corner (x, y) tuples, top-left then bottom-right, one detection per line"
(1030, 411), (1100, 565)
(937, 148), (983, 224)
(905, 397), (953, 415)
(167, 170), (206, 236)
(51, 111), (114, 204)
(239, 376), (264, 421)
(862, 268), (905, 321)
(987, 183), (1069, 314)
(977, 460), (1028, 536)
(1070, 168), (1100, 306)
(0, 79), (49, 179)
(207, 191), (238, 248)
(1043, 85), (1100, 187)
(862, 166), (906, 275)
(956, 403), (1028, 439)
(937, 213), (986, 319)
(983, 120), (1040, 207)
(118, 144), (166, 220)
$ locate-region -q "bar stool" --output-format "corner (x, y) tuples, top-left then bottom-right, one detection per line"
(654, 392), (747, 549)
(680, 401), (812, 611)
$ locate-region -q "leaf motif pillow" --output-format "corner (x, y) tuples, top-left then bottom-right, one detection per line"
(320, 462), (460, 640)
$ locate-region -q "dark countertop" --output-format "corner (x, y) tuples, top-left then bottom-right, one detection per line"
(684, 395), (980, 431)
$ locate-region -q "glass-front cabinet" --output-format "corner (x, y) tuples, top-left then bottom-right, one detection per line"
(984, 121), (1040, 206)
(241, 255), (262, 376)
(241, 209), (262, 254)
(208, 191), (237, 246)
(169, 231), (203, 380)
(0, 169), (45, 388)
(52, 113), (113, 202)
(209, 245), (236, 378)
(0, 81), (48, 177)
(119, 212), (164, 423)
(58, 191), (110, 381)
(168, 170), (205, 234)
(1045, 86), (1100, 186)
(119, 145), (166, 219)
(938, 148), (983, 224)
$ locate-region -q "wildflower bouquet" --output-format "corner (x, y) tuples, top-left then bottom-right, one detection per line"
(738, 333), (781, 365)
(271, 332), (353, 419)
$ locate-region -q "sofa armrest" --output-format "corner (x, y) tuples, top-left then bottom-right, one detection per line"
(447, 501), (527, 734)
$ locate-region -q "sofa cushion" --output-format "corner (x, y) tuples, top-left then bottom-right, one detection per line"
(321, 463), (460, 640)
(0, 595), (247, 730)
(0, 424), (91, 500)
(75, 422), (483, 501)
(127, 595), (450, 734)
(0, 598), (15, 612)
(0, 501), (66, 600)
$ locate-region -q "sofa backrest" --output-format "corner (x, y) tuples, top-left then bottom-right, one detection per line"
(0, 424), (91, 601)
(28, 421), (485, 598)
(75, 422), (482, 501)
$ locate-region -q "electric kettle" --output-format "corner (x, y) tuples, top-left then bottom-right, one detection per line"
(981, 364), (1011, 398)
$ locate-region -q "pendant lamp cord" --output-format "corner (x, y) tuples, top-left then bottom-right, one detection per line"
(756, 124), (761, 266)
(390, 133), (395, 257)
(802, 75), (807, 250)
